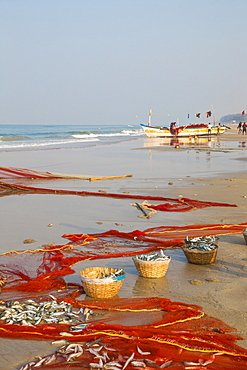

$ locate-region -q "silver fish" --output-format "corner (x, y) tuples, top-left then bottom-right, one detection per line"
(67, 351), (83, 362)
(131, 361), (146, 367)
(136, 346), (151, 356)
(90, 362), (104, 368)
(43, 353), (57, 365)
(122, 352), (135, 370)
(160, 360), (173, 368)
(104, 361), (122, 368)
(33, 357), (47, 367)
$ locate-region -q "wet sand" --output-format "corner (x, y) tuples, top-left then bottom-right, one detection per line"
(0, 126), (247, 369)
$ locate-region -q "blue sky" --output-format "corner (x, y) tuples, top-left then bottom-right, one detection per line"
(1, 0), (247, 125)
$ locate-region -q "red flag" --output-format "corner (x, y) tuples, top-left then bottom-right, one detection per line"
(242, 110), (246, 115)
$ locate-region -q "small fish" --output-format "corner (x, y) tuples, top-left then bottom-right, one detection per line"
(67, 351), (83, 362)
(160, 360), (173, 368)
(33, 357), (47, 367)
(90, 362), (104, 368)
(184, 360), (202, 366)
(43, 354), (57, 365)
(91, 345), (103, 352)
(59, 332), (74, 336)
(87, 347), (105, 358)
(131, 361), (146, 367)
(20, 361), (36, 370)
(122, 352), (135, 370)
(86, 338), (103, 347)
(137, 347), (151, 356)
(144, 359), (159, 368)
(104, 361), (122, 368)
(70, 323), (88, 331)
(65, 343), (83, 352)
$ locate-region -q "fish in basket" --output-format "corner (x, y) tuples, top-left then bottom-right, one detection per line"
(183, 236), (218, 265)
(132, 250), (171, 278)
(80, 267), (125, 298)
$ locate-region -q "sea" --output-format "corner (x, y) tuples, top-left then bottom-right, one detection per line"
(1, 123), (247, 178)
(0, 123), (144, 151)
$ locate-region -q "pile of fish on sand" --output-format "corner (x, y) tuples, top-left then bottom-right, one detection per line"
(19, 338), (217, 370)
(0, 295), (94, 326)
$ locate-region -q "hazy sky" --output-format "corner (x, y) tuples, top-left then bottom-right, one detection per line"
(1, 0), (247, 125)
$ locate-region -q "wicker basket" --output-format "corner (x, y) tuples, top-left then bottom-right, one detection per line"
(132, 256), (171, 278)
(183, 246), (218, 265)
(80, 267), (125, 298)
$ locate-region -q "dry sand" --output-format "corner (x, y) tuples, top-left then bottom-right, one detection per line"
(0, 126), (247, 369)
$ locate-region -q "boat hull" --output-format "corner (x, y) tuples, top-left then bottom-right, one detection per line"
(140, 124), (226, 138)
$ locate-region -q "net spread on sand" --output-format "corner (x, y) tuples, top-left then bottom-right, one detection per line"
(0, 167), (246, 368)
(0, 223), (247, 369)
(0, 180), (237, 214)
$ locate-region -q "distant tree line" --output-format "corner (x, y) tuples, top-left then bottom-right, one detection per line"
(220, 113), (245, 124)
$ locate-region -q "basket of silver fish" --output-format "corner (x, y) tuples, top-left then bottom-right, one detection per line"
(183, 236), (218, 265)
(80, 267), (125, 298)
(132, 250), (171, 278)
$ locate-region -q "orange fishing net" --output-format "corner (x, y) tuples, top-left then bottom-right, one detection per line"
(8, 297), (247, 370)
(1, 222), (247, 299)
(0, 223), (247, 369)
(0, 172), (246, 368)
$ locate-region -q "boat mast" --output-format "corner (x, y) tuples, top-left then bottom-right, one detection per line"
(211, 104), (216, 125)
(148, 109), (152, 126)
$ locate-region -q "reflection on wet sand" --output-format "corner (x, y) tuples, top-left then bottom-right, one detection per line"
(144, 136), (220, 148)
(132, 275), (169, 297)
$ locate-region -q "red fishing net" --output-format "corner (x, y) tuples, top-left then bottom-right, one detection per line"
(0, 180), (237, 213)
(0, 168), (246, 368)
(0, 223), (247, 369)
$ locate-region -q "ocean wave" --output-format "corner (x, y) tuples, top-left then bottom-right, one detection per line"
(0, 135), (29, 141)
(72, 129), (143, 139)
(0, 137), (99, 149)
(0, 124), (143, 151)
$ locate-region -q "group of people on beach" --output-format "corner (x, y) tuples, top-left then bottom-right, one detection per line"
(237, 121), (247, 134)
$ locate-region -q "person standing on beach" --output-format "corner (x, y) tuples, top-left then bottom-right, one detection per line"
(208, 123), (212, 135)
(238, 121), (242, 134)
(242, 122), (247, 135)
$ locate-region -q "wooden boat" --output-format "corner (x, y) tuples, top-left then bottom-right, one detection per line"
(140, 110), (227, 138)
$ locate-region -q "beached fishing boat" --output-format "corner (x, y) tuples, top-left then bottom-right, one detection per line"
(140, 110), (228, 138)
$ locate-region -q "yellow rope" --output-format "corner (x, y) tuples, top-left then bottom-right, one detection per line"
(146, 223), (247, 235)
(154, 312), (204, 328)
(0, 241), (91, 257)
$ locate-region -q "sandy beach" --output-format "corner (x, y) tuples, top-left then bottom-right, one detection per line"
(0, 126), (247, 369)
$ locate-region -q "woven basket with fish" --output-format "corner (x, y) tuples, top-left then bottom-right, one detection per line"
(183, 236), (218, 265)
(80, 267), (125, 298)
(133, 250), (171, 278)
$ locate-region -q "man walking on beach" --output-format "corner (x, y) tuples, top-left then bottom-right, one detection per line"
(238, 122), (242, 134)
